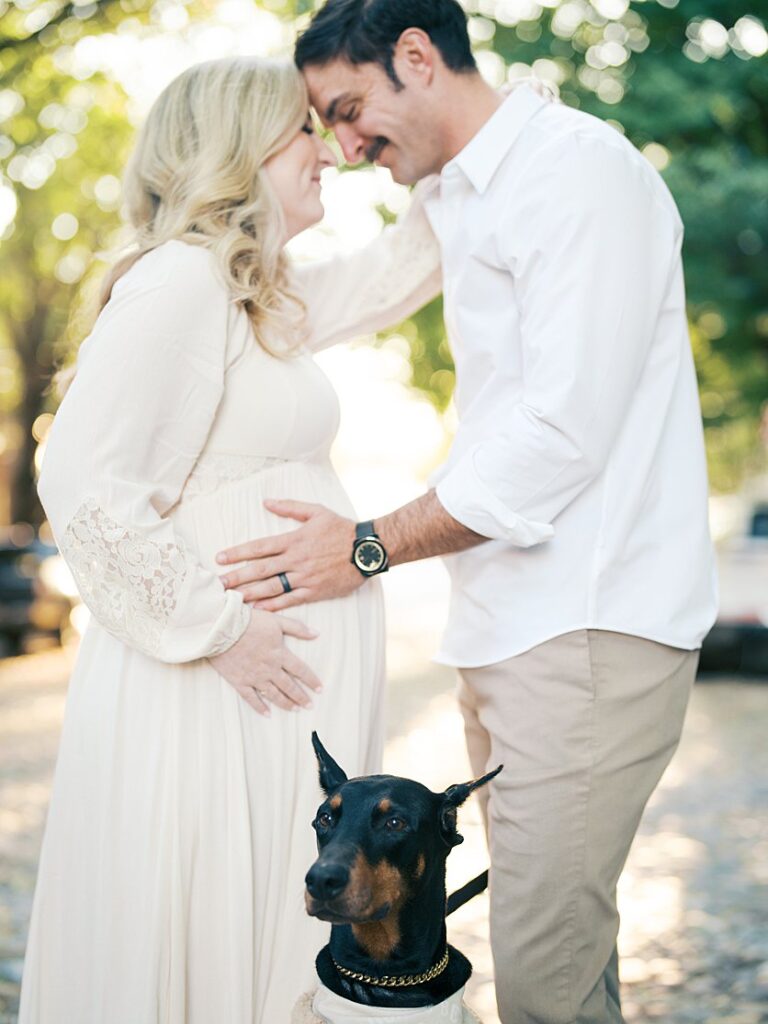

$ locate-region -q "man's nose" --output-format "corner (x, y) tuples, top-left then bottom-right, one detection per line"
(306, 859), (350, 900)
(334, 124), (366, 166)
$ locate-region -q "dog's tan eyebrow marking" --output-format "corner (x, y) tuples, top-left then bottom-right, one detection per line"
(330, 794), (342, 809)
(378, 798), (392, 813)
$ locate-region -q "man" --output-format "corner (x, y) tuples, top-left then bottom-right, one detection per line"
(217, 2), (718, 1021)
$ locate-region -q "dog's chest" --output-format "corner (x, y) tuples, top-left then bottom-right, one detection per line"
(299, 983), (479, 1022)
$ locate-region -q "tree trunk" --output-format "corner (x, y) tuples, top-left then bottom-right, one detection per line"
(10, 303), (51, 527)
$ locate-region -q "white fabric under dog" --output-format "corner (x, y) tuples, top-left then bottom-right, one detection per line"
(303, 983), (479, 1022)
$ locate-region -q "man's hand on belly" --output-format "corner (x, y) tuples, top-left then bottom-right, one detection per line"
(216, 490), (485, 609)
(216, 500), (363, 611)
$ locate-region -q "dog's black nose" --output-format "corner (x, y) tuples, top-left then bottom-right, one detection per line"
(306, 861), (349, 901)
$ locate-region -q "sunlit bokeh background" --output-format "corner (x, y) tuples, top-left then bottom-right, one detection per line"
(0, 0), (766, 528)
(0, 1), (766, 1022)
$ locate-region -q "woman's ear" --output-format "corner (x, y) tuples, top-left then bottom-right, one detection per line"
(311, 731), (349, 795)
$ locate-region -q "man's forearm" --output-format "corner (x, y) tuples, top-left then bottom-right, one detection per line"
(215, 489), (487, 610)
(375, 489), (487, 566)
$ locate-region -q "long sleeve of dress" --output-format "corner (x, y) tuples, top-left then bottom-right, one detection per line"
(293, 182), (442, 351)
(38, 241), (251, 663)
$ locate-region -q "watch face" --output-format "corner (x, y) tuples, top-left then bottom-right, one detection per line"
(354, 539), (386, 573)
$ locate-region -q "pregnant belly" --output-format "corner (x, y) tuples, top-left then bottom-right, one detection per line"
(171, 458), (357, 570)
(159, 458), (383, 703)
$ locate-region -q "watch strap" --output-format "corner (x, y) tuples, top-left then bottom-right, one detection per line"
(356, 520), (376, 541)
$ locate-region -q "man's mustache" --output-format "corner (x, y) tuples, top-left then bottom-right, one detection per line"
(365, 137), (389, 163)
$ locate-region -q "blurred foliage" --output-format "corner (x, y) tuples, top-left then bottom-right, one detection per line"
(0, 65), (134, 518)
(0, 0), (766, 522)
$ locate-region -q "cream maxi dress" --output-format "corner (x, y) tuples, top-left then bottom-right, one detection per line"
(18, 206), (440, 1024)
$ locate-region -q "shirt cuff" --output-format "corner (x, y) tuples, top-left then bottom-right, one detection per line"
(435, 447), (555, 547)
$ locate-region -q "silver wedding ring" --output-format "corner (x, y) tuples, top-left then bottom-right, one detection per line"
(278, 572), (292, 595)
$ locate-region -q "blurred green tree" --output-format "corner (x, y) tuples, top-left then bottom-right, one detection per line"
(0, 86), (133, 522)
(0, 0), (766, 522)
(0, 0), (140, 522)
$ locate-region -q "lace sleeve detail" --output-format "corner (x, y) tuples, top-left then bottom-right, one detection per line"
(61, 497), (191, 657)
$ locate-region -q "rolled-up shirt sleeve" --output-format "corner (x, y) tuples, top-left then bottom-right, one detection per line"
(38, 242), (251, 662)
(436, 134), (682, 545)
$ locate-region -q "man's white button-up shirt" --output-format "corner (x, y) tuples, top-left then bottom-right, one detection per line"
(422, 85), (718, 667)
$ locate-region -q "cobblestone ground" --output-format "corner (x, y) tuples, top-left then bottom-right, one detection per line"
(1, 646), (766, 1023)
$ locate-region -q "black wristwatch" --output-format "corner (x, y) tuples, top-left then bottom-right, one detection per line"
(351, 521), (390, 578)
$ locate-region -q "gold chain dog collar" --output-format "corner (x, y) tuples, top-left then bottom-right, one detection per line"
(331, 949), (450, 988)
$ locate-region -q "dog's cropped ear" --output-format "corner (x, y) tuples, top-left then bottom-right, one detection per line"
(312, 731), (349, 795)
(439, 765), (503, 848)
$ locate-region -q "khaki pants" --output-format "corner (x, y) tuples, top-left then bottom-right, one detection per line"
(458, 630), (697, 1024)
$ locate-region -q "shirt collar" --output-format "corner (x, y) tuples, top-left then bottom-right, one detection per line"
(442, 84), (548, 195)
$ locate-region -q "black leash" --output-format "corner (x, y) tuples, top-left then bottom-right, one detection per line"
(446, 869), (489, 916)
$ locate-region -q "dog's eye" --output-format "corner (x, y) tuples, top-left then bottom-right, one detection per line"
(385, 816), (407, 832)
(316, 812), (334, 830)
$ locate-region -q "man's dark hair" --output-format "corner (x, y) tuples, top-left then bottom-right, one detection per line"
(295, 0), (476, 89)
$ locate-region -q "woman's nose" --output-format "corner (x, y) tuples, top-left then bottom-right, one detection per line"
(316, 136), (338, 169)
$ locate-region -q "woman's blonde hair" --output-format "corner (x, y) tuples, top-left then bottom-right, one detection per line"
(103, 56), (310, 354)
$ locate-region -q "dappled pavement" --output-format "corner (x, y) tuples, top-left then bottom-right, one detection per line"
(0, 645), (766, 1023)
(613, 680), (768, 1024)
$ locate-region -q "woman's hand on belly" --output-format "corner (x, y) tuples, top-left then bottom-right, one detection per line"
(207, 609), (322, 717)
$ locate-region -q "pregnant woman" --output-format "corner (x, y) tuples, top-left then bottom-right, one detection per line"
(18, 57), (440, 1023)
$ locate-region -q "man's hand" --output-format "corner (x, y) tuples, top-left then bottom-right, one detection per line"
(216, 500), (363, 611)
(208, 607), (322, 717)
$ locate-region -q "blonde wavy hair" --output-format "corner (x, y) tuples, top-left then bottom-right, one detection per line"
(103, 56), (310, 354)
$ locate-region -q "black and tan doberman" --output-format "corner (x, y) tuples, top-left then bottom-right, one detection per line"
(299, 732), (501, 1020)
